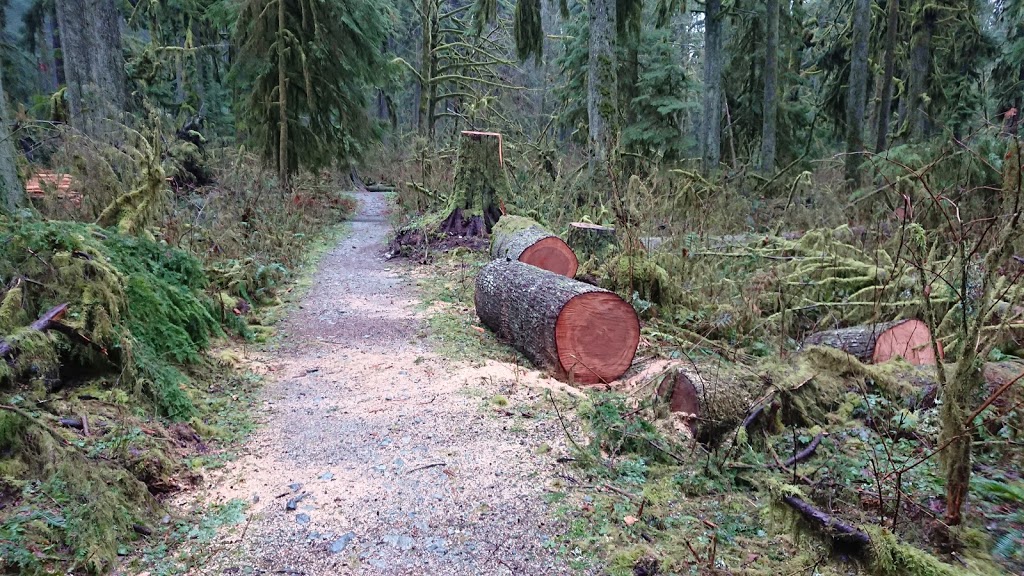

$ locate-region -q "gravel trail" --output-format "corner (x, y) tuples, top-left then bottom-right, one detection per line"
(181, 191), (580, 575)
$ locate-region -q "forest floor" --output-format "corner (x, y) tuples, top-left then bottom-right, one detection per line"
(158, 190), (590, 575)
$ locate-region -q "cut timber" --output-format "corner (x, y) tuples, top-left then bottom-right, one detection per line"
(803, 319), (939, 365)
(440, 131), (509, 236)
(475, 259), (639, 384)
(0, 303), (69, 359)
(567, 222), (618, 262)
(653, 362), (760, 443)
(491, 216), (577, 277)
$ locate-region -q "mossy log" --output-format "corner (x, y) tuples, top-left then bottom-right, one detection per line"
(653, 362), (761, 443)
(491, 215), (577, 277)
(567, 222), (618, 262)
(440, 131), (509, 236)
(475, 259), (640, 384)
(981, 360), (1024, 422)
(802, 319), (939, 366)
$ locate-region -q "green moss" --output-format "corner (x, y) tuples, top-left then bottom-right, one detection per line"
(599, 252), (673, 306)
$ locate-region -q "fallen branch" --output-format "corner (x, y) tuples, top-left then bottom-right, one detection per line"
(781, 494), (871, 548)
(783, 433), (824, 468)
(0, 303), (69, 359)
(406, 462), (446, 475)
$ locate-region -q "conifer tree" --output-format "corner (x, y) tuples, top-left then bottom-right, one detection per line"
(232, 0), (389, 187)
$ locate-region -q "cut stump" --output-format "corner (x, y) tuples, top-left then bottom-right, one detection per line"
(567, 222), (618, 263)
(491, 216), (577, 277)
(475, 259), (639, 384)
(440, 131), (508, 236)
(803, 319), (939, 365)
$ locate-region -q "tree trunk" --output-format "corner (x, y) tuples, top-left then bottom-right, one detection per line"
(0, 69), (23, 214)
(844, 0), (870, 184)
(491, 216), (578, 278)
(874, 0), (899, 152)
(759, 0), (779, 173)
(654, 363), (761, 444)
(701, 0), (723, 172)
(277, 0), (289, 188)
(441, 131), (507, 235)
(475, 259), (640, 384)
(587, 0), (617, 178)
(567, 222), (618, 263)
(905, 1), (934, 142)
(54, 0), (126, 139)
(803, 319), (939, 366)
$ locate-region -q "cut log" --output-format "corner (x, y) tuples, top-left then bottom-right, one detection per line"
(653, 362), (761, 443)
(803, 319), (939, 365)
(491, 216), (577, 277)
(0, 303), (69, 360)
(475, 259), (639, 384)
(567, 222), (618, 263)
(440, 131), (508, 237)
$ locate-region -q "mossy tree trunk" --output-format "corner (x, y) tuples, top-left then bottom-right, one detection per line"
(54, 0), (126, 139)
(759, 0), (779, 173)
(587, 0), (617, 180)
(874, 0), (899, 152)
(844, 0), (870, 184)
(0, 69), (22, 213)
(440, 131), (507, 236)
(700, 0), (723, 172)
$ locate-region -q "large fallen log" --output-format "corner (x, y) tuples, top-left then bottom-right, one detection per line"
(803, 319), (939, 365)
(475, 260), (639, 384)
(0, 303), (69, 360)
(490, 216), (577, 277)
(653, 363), (761, 443)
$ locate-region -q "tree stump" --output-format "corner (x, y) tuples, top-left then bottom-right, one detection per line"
(439, 131), (508, 236)
(491, 216), (577, 277)
(475, 259), (640, 384)
(653, 363), (760, 443)
(803, 319), (939, 365)
(567, 222), (618, 262)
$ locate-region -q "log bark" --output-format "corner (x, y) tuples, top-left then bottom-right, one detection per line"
(491, 216), (577, 277)
(803, 319), (939, 365)
(567, 222), (618, 263)
(475, 260), (639, 384)
(54, 0), (126, 139)
(0, 303), (69, 359)
(653, 362), (761, 443)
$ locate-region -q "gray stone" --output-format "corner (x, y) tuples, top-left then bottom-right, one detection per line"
(382, 534), (414, 551)
(296, 513), (311, 525)
(319, 471), (334, 480)
(330, 532), (356, 554)
(425, 538), (448, 556)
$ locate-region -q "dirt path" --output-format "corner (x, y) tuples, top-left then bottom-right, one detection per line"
(182, 191), (580, 575)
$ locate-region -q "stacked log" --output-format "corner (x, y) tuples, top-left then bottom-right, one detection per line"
(490, 216), (578, 277)
(803, 319), (939, 365)
(475, 259), (639, 384)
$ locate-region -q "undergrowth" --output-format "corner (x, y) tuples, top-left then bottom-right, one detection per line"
(1, 149), (355, 574)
